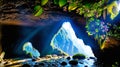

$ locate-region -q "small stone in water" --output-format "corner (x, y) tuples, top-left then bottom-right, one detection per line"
(61, 61), (67, 66)
(52, 63), (57, 66)
(46, 55), (52, 58)
(79, 61), (83, 64)
(72, 53), (86, 60)
(52, 54), (57, 57)
(89, 57), (96, 59)
(66, 56), (71, 60)
(39, 62), (44, 66)
(34, 65), (39, 67)
(32, 59), (36, 61)
(84, 65), (88, 67)
(69, 60), (78, 65)
(22, 64), (30, 67)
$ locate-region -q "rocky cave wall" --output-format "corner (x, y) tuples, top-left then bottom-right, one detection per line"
(0, 1), (101, 58)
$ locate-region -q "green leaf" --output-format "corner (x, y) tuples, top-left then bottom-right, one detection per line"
(35, 8), (43, 16)
(34, 5), (41, 11)
(59, 0), (67, 7)
(70, 0), (75, 2)
(41, 0), (48, 6)
(54, 0), (59, 5)
(85, 3), (91, 8)
(68, 3), (77, 11)
(34, 6), (43, 16)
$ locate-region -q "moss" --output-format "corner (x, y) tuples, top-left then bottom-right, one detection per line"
(72, 53), (86, 60)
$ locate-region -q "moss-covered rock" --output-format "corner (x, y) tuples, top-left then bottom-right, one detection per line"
(72, 53), (86, 60)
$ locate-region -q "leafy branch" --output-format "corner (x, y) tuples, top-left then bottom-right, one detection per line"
(107, 24), (120, 39)
(34, 0), (105, 18)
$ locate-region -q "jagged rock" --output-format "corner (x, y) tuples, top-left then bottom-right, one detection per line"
(50, 22), (95, 57)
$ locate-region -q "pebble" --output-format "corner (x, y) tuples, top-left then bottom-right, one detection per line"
(46, 55), (52, 58)
(66, 56), (71, 60)
(52, 54), (58, 57)
(39, 62), (44, 66)
(22, 64), (30, 67)
(69, 60), (78, 65)
(79, 61), (83, 64)
(89, 57), (96, 60)
(32, 59), (36, 61)
(72, 54), (85, 60)
(34, 64), (39, 67)
(61, 61), (67, 66)
(52, 63), (57, 66)
(84, 65), (88, 67)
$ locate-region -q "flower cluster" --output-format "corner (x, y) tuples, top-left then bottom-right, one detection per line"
(86, 19), (109, 39)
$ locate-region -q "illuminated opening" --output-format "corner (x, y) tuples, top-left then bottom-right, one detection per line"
(50, 22), (95, 57)
(117, 0), (120, 11)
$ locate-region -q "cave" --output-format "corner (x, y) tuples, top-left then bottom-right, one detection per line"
(0, 0), (120, 67)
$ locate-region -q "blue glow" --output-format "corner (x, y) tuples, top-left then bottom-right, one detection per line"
(51, 22), (95, 58)
(23, 42), (40, 58)
(14, 27), (42, 56)
(117, 0), (120, 11)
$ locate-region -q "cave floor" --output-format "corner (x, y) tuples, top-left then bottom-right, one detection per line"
(0, 55), (103, 67)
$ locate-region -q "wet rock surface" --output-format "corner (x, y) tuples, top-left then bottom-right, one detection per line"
(61, 61), (67, 66)
(22, 64), (31, 67)
(69, 60), (78, 65)
(0, 55), (99, 67)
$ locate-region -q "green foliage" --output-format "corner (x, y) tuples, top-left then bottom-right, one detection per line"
(72, 53), (86, 60)
(54, 0), (59, 5)
(107, 24), (120, 39)
(34, 5), (41, 11)
(59, 0), (67, 7)
(34, 5), (43, 16)
(35, 7), (43, 16)
(70, 0), (76, 2)
(68, 2), (77, 11)
(112, 62), (119, 67)
(77, 8), (84, 15)
(32, 0), (105, 18)
(41, 0), (48, 6)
